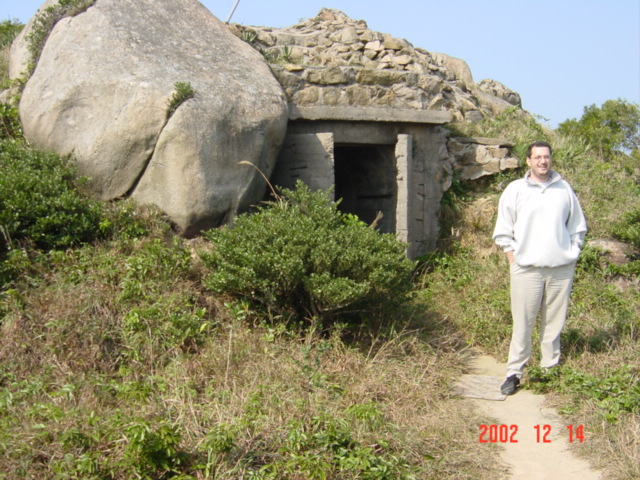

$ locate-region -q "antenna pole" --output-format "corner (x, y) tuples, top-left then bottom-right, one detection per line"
(226, 0), (241, 23)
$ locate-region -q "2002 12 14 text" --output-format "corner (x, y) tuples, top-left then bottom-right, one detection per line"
(479, 424), (585, 443)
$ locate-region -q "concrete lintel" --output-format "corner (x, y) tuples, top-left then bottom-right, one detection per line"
(288, 104), (453, 124)
(452, 136), (515, 147)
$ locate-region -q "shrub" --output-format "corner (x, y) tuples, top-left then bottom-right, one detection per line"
(0, 140), (103, 252)
(0, 102), (22, 139)
(0, 19), (23, 50)
(1, 19), (23, 89)
(200, 182), (415, 328)
(557, 99), (640, 161)
(612, 208), (640, 249)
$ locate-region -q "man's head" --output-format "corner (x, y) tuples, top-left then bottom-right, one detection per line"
(526, 141), (553, 182)
(527, 140), (552, 158)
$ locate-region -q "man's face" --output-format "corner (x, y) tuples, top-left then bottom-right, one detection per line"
(527, 146), (552, 182)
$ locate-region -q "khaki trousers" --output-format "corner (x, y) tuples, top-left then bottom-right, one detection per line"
(506, 261), (576, 378)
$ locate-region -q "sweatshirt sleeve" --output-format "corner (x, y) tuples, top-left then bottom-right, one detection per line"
(565, 181), (588, 248)
(492, 185), (517, 252)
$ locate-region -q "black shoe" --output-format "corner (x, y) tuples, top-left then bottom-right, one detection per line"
(500, 375), (520, 395)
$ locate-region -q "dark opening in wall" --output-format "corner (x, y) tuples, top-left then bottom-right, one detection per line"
(334, 144), (397, 233)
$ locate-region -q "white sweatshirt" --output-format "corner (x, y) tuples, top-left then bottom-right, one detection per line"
(492, 171), (587, 267)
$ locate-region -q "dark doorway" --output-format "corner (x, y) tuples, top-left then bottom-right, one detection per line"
(334, 145), (397, 233)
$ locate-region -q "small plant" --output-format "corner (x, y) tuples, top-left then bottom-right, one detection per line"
(0, 102), (22, 139)
(280, 45), (293, 63)
(121, 420), (187, 479)
(166, 81), (196, 119)
(25, 0), (96, 76)
(240, 29), (257, 45)
(260, 45), (297, 65)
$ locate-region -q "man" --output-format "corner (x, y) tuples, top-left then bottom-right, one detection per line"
(493, 140), (587, 395)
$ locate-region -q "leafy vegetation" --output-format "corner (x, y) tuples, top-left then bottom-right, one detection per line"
(558, 98), (640, 160)
(1, 18), (639, 477)
(0, 101), (495, 478)
(201, 182), (415, 329)
(167, 81), (196, 119)
(0, 19), (22, 50)
(0, 101), (21, 139)
(528, 365), (640, 423)
(25, 0), (96, 77)
(0, 19), (23, 89)
(430, 100), (640, 478)
(0, 141), (104, 253)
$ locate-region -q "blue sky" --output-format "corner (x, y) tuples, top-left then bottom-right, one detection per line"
(3, 0), (639, 128)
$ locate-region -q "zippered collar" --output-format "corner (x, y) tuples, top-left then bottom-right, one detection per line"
(525, 170), (562, 189)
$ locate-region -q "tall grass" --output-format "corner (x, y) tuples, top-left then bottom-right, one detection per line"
(0, 203), (504, 478)
(423, 107), (640, 479)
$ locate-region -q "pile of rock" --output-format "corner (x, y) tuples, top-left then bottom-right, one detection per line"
(446, 137), (519, 181)
(230, 8), (522, 124)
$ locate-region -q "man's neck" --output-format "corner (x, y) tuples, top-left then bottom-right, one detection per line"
(528, 171), (552, 183)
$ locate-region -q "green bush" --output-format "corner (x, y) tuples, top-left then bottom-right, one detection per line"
(0, 140), (103, 252)
(201, 182), (416, 327)
(0, 103), (22, 139)
(612, 208), (640, 249)
(0, 19), (22, 49)
(1, 19), (23, 89)
(557, 99), (640, 161)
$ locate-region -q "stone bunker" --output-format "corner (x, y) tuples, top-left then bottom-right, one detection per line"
(241, 8), (520, 258)
(272, 105), (452, 258)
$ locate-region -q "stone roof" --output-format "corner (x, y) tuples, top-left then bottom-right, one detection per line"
(229, 8), (523, 124)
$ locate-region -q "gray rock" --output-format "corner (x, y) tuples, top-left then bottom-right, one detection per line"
(477, 79), (522, 107)
(14, 0), (287, 235)
(430, 52), (474, 89)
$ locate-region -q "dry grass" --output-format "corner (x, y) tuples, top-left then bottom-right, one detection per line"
(422, 156), (639, 479)
(0, 230), (507, 479)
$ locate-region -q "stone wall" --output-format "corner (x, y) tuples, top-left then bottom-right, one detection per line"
(446, 137), (519, 183)
(230, 8), (522, 185)
(230, 8), (522, 124)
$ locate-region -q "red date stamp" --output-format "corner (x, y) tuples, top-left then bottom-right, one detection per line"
(479, 424), (585, 443)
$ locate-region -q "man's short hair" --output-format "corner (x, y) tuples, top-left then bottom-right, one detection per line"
(527, 140), (552, 157)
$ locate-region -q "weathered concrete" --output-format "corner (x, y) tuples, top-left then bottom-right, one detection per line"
(288, 105), (452, 123)
(282, 117), (451, 257)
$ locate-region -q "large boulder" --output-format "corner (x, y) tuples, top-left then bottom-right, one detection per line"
(12, 0), (288, 234)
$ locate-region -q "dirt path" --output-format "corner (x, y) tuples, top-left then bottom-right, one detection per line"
(456, 353), (604, 480)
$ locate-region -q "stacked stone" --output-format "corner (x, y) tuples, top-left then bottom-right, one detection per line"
(446, 137), (519, 180)
(230, 8), (521, 123)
